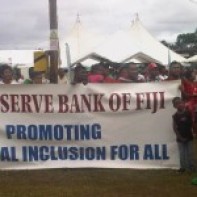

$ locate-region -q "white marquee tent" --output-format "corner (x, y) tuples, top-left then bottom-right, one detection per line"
(61, 16), (186, 67)
(60, 16), (105, 67)
(87, 17), (186, 65)
(0, 17), (188, 69)
(126, 17), (186, 65)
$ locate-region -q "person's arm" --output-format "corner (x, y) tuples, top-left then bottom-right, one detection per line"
(172, 118), (186, 142)
(186, 110), (197, 138)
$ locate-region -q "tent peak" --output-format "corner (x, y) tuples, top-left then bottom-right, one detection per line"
(76, 13), (81, 24)
(131, 13), (140, 26)
(134, 13), (140, 22)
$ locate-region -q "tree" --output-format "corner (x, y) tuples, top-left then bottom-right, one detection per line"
(161, 28), (197, 56)
(176, 30), (197, 48)
(161, 40), (175, 48)
(173, 28), (197, 56)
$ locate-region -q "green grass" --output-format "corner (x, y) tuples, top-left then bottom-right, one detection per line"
(0, 168), (197, 197)
(0, 140), (197, 197)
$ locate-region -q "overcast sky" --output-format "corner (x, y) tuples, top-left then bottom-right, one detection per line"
(0, 0), (196, 50)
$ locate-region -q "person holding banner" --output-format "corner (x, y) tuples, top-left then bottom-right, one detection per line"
(117, 66), (132, 83)
(23, 68), (43, 84)
(0, 64), (19, 84)
(145, 63), (161, 82)
(172, 97), (196, 173)
(168, 61), (183, 80)
(88, 64), (104, 83)
(58, 67), (68, 84)
(72, 63), (88, 85)
(129, 63), (146, 82)
(100, 63), (119, 83)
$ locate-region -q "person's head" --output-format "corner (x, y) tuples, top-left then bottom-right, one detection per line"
(172, 97), (185, 111)
(117, 66), (130, 79)
(159, 66), (168, 76)
(74, 64), (88, 84)
(128, 63), (138, 81)
(0, 64), (14, 84)
(172, 97), (181, 108)
(147, 63), (159, 80)
(183, 68), (196, 81)
(90, 64), (104, 75)
(31, 71), (43, 84)
(58, 68), (66, 79)
(169, 61), (182, 79)
(13, 67), (23, 81)
(99, 62), (110, 77)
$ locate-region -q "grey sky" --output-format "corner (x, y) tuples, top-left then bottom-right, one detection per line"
(0, 0), (196, 50)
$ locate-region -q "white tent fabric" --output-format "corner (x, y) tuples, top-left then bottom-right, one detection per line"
(63, 17), (186, 66)
(0, 50), (37, 65)
(91, 30), (142, 62)
(60, 16), (105, 66)
(127, 18), (186, 65)
(186, 55), (197, 62)
(90, 17), (186, 65)
(122, 52), (161, 64)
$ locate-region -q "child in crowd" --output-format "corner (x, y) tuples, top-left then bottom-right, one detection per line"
(172, 97), (196, 173)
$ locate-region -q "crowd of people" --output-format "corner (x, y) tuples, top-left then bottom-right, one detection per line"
(0, 64), (68, 84)
(0, 60), (193, 85)
(73, 60), (197, 174)
(72, 61), (184, 84)
(0, 60), (197, 173)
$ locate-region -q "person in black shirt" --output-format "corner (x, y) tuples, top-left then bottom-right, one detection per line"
(172, 97), (196, 173)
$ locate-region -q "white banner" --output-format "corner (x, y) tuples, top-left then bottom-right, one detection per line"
(0, 81), (181, 170)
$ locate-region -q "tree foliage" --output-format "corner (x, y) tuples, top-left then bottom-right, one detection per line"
(176, 31), (197, 48)
(161, 28), (197, 56)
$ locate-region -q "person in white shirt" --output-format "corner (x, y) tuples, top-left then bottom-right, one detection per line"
(158, 66), (168, 81)
(128, 63), (145, 82)
(58, 68), (68, 84)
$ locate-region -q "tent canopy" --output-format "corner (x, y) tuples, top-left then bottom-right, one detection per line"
(90, 17), (186, 65)
(61, 16), (186, 67)
(60, 16), (105, 67)
(186, 55), (197, 62)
